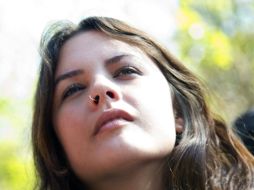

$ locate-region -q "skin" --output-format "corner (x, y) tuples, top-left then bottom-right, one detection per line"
(52, 31), (182, 190)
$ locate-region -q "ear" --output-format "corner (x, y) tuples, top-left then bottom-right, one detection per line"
(175, 117), (184, 133)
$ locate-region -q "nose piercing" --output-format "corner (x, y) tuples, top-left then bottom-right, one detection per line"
(89, 95), (100, 104)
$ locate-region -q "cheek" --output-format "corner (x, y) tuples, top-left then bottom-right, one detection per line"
(125, 75), (176, 153)
(53, 102), (91, 166)
(130, 74), (174, 125)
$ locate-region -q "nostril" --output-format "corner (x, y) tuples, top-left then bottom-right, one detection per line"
(94, 95), (100, 104)
(106, 91), (115, 99)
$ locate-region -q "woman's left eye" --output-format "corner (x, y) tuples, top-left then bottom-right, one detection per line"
(113, 66), (142, 78)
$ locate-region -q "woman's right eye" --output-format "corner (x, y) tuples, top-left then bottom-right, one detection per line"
(62, 84), (86, 100)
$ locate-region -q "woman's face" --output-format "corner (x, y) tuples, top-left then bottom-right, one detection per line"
(53, 31), (177, 182)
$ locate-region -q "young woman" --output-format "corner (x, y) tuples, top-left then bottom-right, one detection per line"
(32, 16), (254, 190)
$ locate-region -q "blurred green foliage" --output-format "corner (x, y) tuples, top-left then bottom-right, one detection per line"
(176, 0), (254, 122)
(0, 97), (35, 189)
(0, 142), (35, 190)
(0, 0), (253, 189)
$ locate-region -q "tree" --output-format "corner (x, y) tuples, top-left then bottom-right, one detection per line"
(175, 0), (254, 123)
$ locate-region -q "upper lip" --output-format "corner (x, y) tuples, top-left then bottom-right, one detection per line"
(94, 109), (134, 135)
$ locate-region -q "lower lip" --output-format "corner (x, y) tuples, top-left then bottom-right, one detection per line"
(97, 118), (129, 135)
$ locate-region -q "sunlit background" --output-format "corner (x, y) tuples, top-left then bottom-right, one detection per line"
(0, 0), (253, 189)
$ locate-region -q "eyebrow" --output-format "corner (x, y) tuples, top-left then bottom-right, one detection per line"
(105, 54), (130, 66)
(54, 54), (132, 86)
(55, 69), (84, 86)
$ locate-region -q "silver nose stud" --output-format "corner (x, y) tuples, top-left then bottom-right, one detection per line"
(89, 95), (100, 104)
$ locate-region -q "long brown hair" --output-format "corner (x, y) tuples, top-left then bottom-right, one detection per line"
(32, 16), (254, 190)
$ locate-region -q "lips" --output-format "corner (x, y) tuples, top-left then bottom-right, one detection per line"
(94, 109), (134, 135)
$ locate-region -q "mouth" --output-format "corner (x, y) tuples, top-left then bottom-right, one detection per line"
(94, 109), (134, 136)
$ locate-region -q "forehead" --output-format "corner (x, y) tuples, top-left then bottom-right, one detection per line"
(56, 31), (150, 74)
(59, 31), (144, 62)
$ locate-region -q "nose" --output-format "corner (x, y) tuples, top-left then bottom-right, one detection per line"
(88, 75), (121, 108)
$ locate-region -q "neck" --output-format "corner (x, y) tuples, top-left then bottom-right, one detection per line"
(88, 160), (167, 190)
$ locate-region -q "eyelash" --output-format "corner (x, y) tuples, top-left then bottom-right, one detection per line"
(113, 66), (142, 78)
(62, 84), (86, 100)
